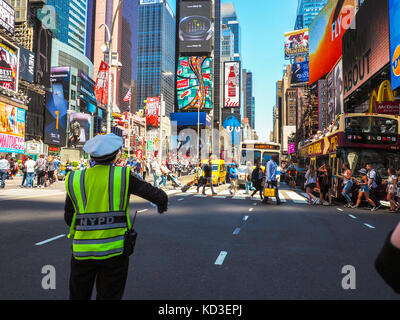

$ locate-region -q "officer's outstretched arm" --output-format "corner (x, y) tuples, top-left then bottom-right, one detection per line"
(129, 174), (168, 213)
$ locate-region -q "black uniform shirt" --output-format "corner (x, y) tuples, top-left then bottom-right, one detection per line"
(64, 170), (168, 226)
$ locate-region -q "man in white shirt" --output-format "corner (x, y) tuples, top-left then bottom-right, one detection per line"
(0, 154), (9, 188)
(25, 156), (36, 188)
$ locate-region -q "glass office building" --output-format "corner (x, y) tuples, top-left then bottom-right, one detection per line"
(294, 0), (328, 30)
(221, 3), (241, 61)
(136, 0), (176, 116)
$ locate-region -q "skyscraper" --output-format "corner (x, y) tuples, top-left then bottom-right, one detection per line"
(136, 0), (176, 116)
(221, 3), (241, 61)
(46, 0), (89, 56)
(242, 69), (254, 129)
(294, 0), (328, 30)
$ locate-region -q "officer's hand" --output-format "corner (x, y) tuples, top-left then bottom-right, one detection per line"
(158, 206), (168, 214)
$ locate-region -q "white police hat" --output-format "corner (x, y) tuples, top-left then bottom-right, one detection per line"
(83, 133), (123, 161)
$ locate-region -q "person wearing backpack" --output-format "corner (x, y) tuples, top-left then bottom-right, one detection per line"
(366, 163), (382, 210)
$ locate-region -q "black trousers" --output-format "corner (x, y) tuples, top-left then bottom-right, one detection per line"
(69, 254), (129, 300)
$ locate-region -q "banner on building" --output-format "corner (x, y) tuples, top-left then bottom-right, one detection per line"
(179, 0), (213, 54)
(284, 29), (309, 59)
(224, 61), (241, 108)
(318, 79), (327, 131)
(18, 45), (35, 83)
(146, 97), (160, 129)
(309, 0), (355, 85)
(177, 56), (212, 110)
(0, 103), (25, 153)
(95, 61), (109, 106)
(33, 23), (52, 88)
(389, 0), (400, 91)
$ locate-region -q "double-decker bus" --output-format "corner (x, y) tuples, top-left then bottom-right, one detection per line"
(298, 113), (400, 200)
(241, 140), (281, 166)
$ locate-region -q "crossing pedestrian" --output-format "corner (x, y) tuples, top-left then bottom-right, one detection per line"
(341, 162), (354, 208)
(263, 155), (282, 205)
(250, 161), (264, 200)
(366, 163), (381, 210)
(202, 160), (216, 196)
(351, 168), (378, 211)
(35, 155), (47, 188)
(195, 161), (204, 193)
(229, 163), (239, 195)
(244, 161), (255, 195)
(65, 133), (168, 300)
(318, 163), (332, 206)
(0, 154), (9, 188)
(385, 168), (398, 213)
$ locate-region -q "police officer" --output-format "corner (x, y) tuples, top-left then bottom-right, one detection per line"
(64, 133), (168, 300)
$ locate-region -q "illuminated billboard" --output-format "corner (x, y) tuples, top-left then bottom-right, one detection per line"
(390, 0), (400, 91)
(177, 56), (212, 110)
(0, 36), (19, 92)
(284, 29), (309, 59)
(224, 61), (241, 108)
(146, 97), (160, 129)
(342, 0), (390, 98)
(179, 0), (212, 54)
(0, 103), (25, 154)
(291, 61), (309, 84)
(309, 0), (355, 85)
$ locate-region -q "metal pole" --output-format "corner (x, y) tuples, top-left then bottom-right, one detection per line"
(197, 106), (200, 161)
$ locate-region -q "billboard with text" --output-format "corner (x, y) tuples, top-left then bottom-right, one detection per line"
(224, 61), (241, 108)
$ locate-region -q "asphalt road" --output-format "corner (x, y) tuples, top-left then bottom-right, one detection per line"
(0, 179), (399, 300)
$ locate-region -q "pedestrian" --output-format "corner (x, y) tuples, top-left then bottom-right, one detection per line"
(202, 159), (216, 196)
(229, 163), (239, 195)
(160, 162), (170, 189)
(366, 163), (382, 210)
(25, 156), (36, 188)
(305, 165), (318, 205)
(20, 158), (27, 187)
(250, 161), (264, 200)
(341, 162), (354, 208)
(142, 159), (147, 181)
(263, 155), (282, 205)
(351, 168), (378, 211)
(9, 157), (15, 180)
(385, 168), (398, 213)
(54, 156), (61, 181)
(135, 159), (142, 176)
(287, 160), (298, 188)
(195, 161), (204, 193)
(152, 158), (162, 188)
(318, 163), (332, 206)
(47, 155), (56, 185)
(375, 221), (400, 293)
(65, 133), (168, 300)
(244, 161), (255, 195)
(35, 154), (47, 188)
(0, 154), (9, 188)
(65, 160), (73, 176)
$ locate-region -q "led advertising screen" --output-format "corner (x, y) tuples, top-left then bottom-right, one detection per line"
(179, 0), (213, 54)
(342, 0), (390, 98)
(309, 0), (355, 85)
(177, 56), (213, 110)
(146, 97), (160, 129)
(0, 36), (18, 92)
(0, 103), (25, 153)
(68, 113), (91, 149)
(224, 61), (241, 108)
(0, 0), (14, 35)
(44, 67), (70, 146)
(284, 29), (309, 59)
(291, 61), (309, 84)
(390, 0), (400, 91)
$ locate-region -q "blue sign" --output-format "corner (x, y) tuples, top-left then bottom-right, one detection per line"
(390, 0), (400, 90)
(291, 61), (309, 84)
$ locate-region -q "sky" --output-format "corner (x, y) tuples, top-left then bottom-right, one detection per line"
(221, 0), (299, 141)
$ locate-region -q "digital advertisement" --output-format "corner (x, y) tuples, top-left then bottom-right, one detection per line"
(95, 61), (109, 106)
(177, 56), (213, 110)
(0, 36), (18, 92)
(179, 0), (213, 54)
(68, 112), (91, 149)
(291, 61), (309, 84)
(224, 61), (241, 108)
(146, 97), (160, 129)
(309, 0), (355, 85)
